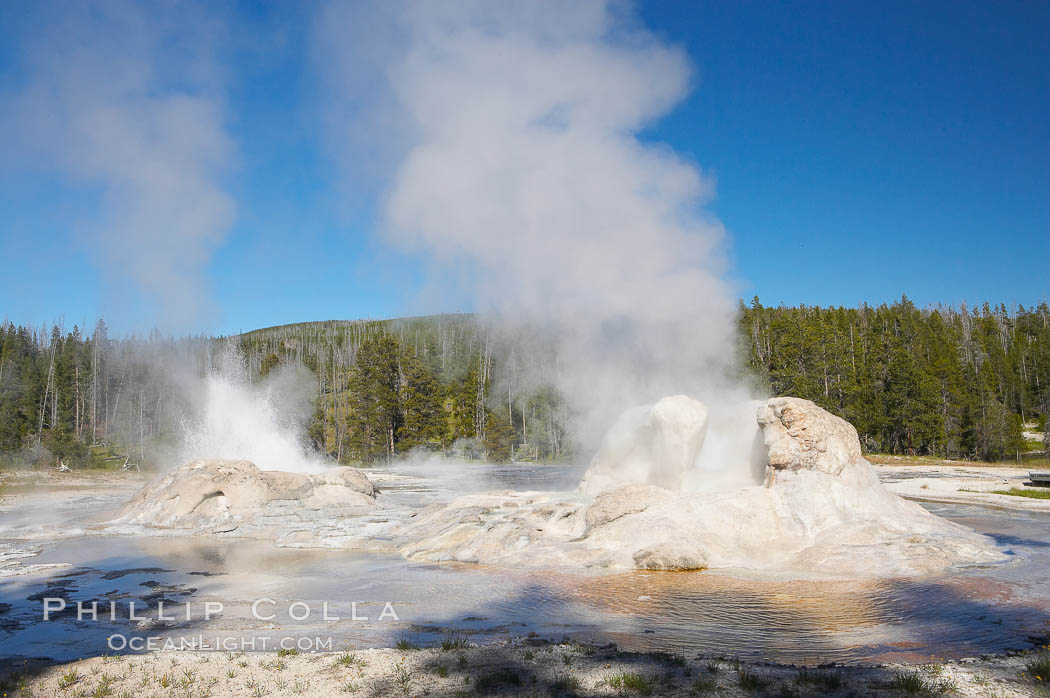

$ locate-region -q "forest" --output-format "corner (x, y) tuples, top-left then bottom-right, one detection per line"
(1, 298), (1047, 469)
(739, 297), (1048, 461)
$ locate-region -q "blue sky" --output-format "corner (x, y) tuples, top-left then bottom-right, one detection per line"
(0, 0), (1046, 336)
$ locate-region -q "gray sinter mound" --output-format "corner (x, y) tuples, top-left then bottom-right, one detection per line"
(113, 397), (1006, 578)
(112, 460), (376, 538)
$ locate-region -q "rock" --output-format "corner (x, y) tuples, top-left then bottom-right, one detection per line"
(632, 542), (706, 571)
(112, 460), (376, 534)
(583, 484), (669, 534)
(758, 397), (862, 479)
(578, 395), (708, 495)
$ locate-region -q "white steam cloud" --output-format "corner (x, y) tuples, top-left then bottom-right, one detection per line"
(1, 0), (235, 329)
(318, 0), (748, 447)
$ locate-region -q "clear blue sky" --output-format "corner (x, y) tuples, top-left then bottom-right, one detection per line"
(0, 0), (1046, 336)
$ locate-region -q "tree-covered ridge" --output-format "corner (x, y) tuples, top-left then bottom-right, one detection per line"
(739, 297), (1050, 461)
(236, 315), (570, 464)
(0, 320), (215, 468)
(2, 298), (1048, 469)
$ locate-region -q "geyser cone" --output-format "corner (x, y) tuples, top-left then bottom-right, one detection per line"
(388, 396), (1006, 578)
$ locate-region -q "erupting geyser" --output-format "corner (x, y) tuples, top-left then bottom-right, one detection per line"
(392, 396), (1006, 577)
(115, 396), (1005, 578)
(579, 396), (769, 496)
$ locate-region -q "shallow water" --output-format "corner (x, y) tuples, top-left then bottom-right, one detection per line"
(1, 463), (1048, 665)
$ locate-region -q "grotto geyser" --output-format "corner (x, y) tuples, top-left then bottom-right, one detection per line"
(390, 396), (1006, 577)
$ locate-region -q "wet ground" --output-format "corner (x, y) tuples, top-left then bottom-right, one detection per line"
(1, 462), (1048, 666)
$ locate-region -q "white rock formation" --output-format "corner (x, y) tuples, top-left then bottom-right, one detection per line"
(111, 460), (376, 537)
(758, 397), (861, 479)
(390, 396), (1006, 577)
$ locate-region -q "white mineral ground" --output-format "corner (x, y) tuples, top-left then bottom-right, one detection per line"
(100, 396), (1008, 579)
(877, 461), (1050, 512)
(7, 640), (1050, 698)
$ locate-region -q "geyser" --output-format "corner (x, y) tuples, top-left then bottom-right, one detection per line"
(389, 396), (1005, 577)
(116, 394), (1004, 578)
(112, 460), (376, 538)
(177, 346), (326, 474)
(578, 395), (768, 496)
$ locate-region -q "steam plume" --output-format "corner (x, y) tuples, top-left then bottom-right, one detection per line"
(318, 0), (746, 447)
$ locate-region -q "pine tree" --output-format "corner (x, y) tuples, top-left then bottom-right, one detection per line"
(482, 408), (516, 463)
(346, 334), (401, 463)
(399, 350), (442, 451)
(259, 353), (280, 377)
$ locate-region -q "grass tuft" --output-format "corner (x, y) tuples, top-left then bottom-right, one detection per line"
(603, 671), (654, 695)
(992, 488), (1050, 499)
(58, 668), (81, 690)
(475, 669), (522, 693)
(91, 678), (113, 698)
(890, 671), (930, 693)
(1025, 653), (1050, 683)
(338, 651), (365, 668)
(737, 668), (769, 692)
(796, 667), (843, 689)
(691, 675), (717, 694)
(550, 674), (582, 695)
(441, 634), (469, 651)
(652, 651), (687, 667)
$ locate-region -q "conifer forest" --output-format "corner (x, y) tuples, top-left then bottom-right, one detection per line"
(1, 298), (1048, 469)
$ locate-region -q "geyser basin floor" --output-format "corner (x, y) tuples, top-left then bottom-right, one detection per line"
(9, 642), (1050, 698)
(2, 464), (1049, 666)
